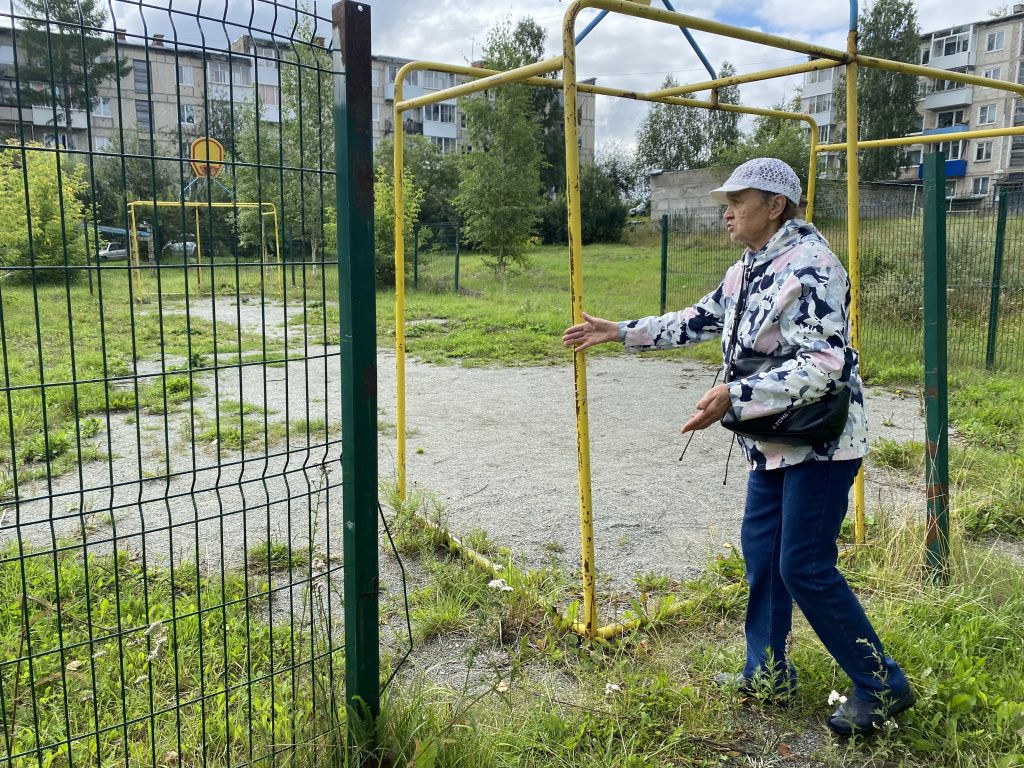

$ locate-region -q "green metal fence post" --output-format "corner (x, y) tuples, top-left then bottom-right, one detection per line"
(332, 0), (380, 742)
(985, 191), (1008, 370)
(454, 225), (460, 294)
(659, 214), (669, 315)
(413, 221), (419, 289)
(922, 153), (950, 583)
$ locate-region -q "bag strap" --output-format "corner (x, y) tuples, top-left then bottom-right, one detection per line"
(724, 258), (751, 378)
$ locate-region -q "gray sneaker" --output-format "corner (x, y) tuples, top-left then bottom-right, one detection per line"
(827, 687), (917, 735)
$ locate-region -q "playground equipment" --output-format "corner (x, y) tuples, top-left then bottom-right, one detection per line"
(127, 200), (282, 301)
(391, 0), (1024, 639)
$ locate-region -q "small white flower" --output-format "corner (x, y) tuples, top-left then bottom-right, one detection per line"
(828, 690), (848, 706)
(605, 682), (621, 695)
(487, 578), (513, 592)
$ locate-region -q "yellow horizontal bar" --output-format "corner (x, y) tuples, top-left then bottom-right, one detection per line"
(129, 200), (277, 211)
(818, 125), (1024, 152)
(857, 53), (1024, 99)
(569, 0), (848, 63)
(569, 582), (746, 639)
(650, 58), (841, 98)
(393, 60), (815, 129)
(396, 56), (563, 113)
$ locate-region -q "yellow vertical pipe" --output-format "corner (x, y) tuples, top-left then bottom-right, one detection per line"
(194, 207), (203, 289)
(129, 203), (142, 302)
(562, 14), (598, 639)
(806, 129), (819, 222)
(394, 89), (407, 500)
(845, 29), (866, 544)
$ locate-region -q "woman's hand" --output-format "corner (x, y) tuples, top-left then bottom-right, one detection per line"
(562, 312), (620, 352)
(681, 384), (732, 433)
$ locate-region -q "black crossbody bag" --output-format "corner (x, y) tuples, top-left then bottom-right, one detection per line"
(719, 260), (851, 445)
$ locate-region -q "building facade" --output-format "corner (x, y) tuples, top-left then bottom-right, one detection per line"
(1, 30), (595, 165)
(801, 5), (1024, 200)
(370, 54), (597, 165)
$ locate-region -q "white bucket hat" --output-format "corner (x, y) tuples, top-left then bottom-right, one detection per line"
(709, 157), (802, 205)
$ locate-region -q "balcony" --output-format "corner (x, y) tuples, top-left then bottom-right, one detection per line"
(922, 86), (973, 110)
(928, 49), (975, 71)
(31, 105), (86, 128)
(384, 82), (424, 102)
(923, 124), (969, 135)
(917, 159), (967, 178)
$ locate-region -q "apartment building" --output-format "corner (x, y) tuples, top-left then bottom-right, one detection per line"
(0, 28), (286, 156)
(370, 54), (597, 164)
(801, 6), (1024, 200)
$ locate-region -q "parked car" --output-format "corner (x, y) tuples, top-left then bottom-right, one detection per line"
(97, 241), (128, 261)
(629, 201), (649, 217)
(161, 240), (198, 261)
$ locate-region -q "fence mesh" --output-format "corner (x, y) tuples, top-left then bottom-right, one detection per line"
(662, 199), (1024, 373)
(412, 221), (461, 293)
(0, 1), (346, 765)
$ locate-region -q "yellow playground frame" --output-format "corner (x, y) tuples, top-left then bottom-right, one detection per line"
(392, 0), (1024, 639)
(127, 200), (283, 301)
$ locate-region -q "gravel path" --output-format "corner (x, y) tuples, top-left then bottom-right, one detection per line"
(382, 350), (927, 586)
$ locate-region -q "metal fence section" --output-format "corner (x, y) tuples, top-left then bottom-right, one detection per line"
(412, 221), (461, 293)
(661, 202), (1024, 373)
(0, 0), (351, 765)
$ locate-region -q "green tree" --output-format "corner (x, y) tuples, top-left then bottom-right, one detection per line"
(374, 136), (460, 224)
(834, 0), (921, 180)
(538, 163), (628, 245)
(0, 141), (88, 281)
(595, 141), (642, 203)
(457, 18), (543, 274)
(717, 96), (811, 184)
(15, 0), (128, 148)
(373, 163), (423, 286)
(635, 63), (740, 174)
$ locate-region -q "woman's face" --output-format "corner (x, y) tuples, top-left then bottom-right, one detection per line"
(722, 189), (786, 251)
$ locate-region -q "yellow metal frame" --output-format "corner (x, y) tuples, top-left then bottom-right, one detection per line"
(392, 0), (1024, 640)
(127, 200), (282, 301)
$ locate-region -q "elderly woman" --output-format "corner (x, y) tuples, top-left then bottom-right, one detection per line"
(562, 158), (915, 735)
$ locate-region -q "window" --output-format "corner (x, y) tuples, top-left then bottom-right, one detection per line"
(978, 103), (997, 125)
(933, 139), (966, 160)
(905, 148), (922, 166)
(972, 176), (990, 195)
(179, 104), (195, 125)
(932, 68), (969, 92)
(0, 44), (13, 64)
(424, 102), (455, 123)
(386, 65), (416, 85)
(803, 93), (831, 114)
(135, 99), (151, 130)
(936, 109), (967, 128)
(256, 46), (277, 62)
(43, 133), (72, 149)
(133, 60), (149, 93)
(178, 64), (193, 87)
(805, 67), (834, 85)
(920, 46), (930, 65)
(208, 61), (230, 85)
(932, 30), (970, 58)
(94, 136), (114, 153)
(372, 102), (379, 122)
(976, 140), (993, 161)
(429, 136), (457, 153)
(945, 181), (958, 198)
(93, 97), (112, 117)
(423, 70), (456, 90)
(818, 124), (832, 144)
(986, 30), (1004, 52)
(0, 78), (16, 105)
(257, 83), (278, 106)
(372, 68), (379, 87)
(983, 66), (1001, 81)
(232, 63), (252, 86)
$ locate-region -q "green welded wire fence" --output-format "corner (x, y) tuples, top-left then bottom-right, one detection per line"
(412, 221), (461, 293)
(660, 199), (1024, 373)
(0, 0), (360, 764)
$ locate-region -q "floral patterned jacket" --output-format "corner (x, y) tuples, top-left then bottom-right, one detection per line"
(619, 218), (869, 470)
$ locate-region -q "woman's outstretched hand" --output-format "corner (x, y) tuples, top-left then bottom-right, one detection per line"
(562, 312), (620, 352)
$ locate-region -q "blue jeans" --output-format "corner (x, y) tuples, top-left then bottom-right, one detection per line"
(741, 458), (909, 701)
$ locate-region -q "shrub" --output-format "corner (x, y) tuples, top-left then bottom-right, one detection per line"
(0, 141), (89, 283)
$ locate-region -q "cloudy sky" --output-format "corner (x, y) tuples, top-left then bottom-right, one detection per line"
(366, 0), (987, 149)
